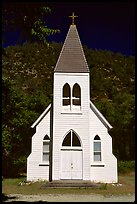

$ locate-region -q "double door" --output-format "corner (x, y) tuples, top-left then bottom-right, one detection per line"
(61, 150), (83, 179)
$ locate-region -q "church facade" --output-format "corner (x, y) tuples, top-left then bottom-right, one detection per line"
(27, 19), (117, 183)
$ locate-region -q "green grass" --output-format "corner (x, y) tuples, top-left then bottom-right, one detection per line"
(2, 171), (135, 196)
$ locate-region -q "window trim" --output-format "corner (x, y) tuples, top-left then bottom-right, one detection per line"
(62, 83), (71, 107)
(72, 83), (81, 106)
(93, 135), (102, 162)
(62, 83), (81, 111)
(42, 135), (50, 164)
(62, 129), (82, 150)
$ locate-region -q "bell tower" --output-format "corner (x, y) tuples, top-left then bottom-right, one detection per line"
(52, 13), (91, 180)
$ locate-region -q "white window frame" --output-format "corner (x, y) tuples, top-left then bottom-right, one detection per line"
(72, 83), (81, 111)
(93, 136), (102, 162)
(62, 83), (81, 112)
(42, 136), (50, 163)
(61, 129), (82, 150)
(62, 83), (71, 110)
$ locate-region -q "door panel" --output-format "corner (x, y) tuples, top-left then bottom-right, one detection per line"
(61, 151), (71, 179)
(61, 150), (82, 179)
(71, 151), (82, 179)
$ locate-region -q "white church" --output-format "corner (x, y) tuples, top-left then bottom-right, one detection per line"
(27, 13), (118, 183)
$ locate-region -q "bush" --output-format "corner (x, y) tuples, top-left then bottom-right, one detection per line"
(2, 155), (27, 178)
(13, 156), (27, 174)
(118, 160), (135, 174)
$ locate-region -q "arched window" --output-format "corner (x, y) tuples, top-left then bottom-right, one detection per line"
(93, 135), (101, 161)
(43, 135), (50, 162)
(62, 130), (81, 147)
(72, 83), (81, 106)
(62, 131), (71, 146)
(62, 83), (71, 106)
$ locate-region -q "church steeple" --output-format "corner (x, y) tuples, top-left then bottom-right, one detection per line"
(54, 18), (89, 73)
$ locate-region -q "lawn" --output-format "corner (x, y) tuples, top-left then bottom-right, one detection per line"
(2, 171), (135, 196)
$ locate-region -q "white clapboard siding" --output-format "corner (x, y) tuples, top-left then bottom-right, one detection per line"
(27, 159), (49, 181)
(89, 103), (117, 183)
(90, 151), (118, 183)
(52, 73), (91, 180)
(27, 107), (51, 181)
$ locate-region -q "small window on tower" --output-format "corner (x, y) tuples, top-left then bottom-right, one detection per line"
(72, 83), (81, 106)
(62, 83), (71, 106)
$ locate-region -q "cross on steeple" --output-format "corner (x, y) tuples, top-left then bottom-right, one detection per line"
(69, 12), (78, 25)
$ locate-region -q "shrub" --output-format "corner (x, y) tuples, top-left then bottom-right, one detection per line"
(118, 160), (135, 174)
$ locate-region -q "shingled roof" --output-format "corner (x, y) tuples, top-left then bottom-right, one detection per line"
(54, 25), (89, 73)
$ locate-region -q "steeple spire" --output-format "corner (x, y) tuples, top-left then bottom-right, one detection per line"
(69, 12), (78, 25)
(54, 23), (89, 73)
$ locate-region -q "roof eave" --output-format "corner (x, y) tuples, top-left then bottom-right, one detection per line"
(90, 101), (113, 130)
(31, 104), (51, 128)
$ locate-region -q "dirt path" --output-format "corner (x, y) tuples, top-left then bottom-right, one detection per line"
(4, 193), (135, 202)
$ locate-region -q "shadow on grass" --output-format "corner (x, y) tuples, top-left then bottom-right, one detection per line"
(2, 193), (47, 202)
(2, 193), (16, 202)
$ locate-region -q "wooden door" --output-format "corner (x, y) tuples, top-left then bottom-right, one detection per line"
(61, 150), (82, 179)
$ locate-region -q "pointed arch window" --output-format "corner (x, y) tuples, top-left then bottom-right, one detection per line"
(62, 130), (81, 147)
(43, 135), (50, 162)
(62, 83), (71, 106)
(72, 83), (81, 106)
(93, 135), (101, 161)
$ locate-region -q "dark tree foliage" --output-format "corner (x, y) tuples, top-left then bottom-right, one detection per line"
(83, 46), (135, 160)
(2, 43), (135, 177)
(2, 2), (60, 45)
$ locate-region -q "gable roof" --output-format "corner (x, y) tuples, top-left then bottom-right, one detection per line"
(90, 101), (113, 130)
(31, 104), (51, 128)
(54, 25), (89, 73)
(31, 102), (112, 130)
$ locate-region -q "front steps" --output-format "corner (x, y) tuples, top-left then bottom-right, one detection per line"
(40, 180), (104, 188)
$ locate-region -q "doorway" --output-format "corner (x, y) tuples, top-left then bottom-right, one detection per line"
(61, 130), (83, 179)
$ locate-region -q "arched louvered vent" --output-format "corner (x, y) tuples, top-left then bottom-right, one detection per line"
(62, 83), (71, 106)
(72, 83), (81, 106)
